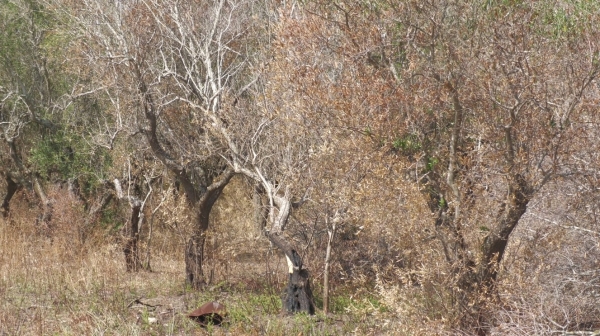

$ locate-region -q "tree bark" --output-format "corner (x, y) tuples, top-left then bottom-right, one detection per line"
(323, 218), (336, 315)
(476, 112), (532, 287)
(124, 199), (142, 272)
(1, 173), (19, 217)
(136, 67), (235, 285)
(234, 167), (316, 315)
(114, 179), (144, 272)
(252, 183), (267, 237)
(33, 174), (53, 232)
(268, 232), (315, 315)
(136, 63), (198, 205)
(5, 138), (53, 230)
(478, 173), (530, 286)
(185, 168), (235, 289)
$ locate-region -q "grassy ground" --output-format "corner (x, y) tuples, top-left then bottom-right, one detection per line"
(0, 212), (404, 336)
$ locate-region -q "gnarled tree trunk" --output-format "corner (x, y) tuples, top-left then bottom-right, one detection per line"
(137, 69), (235, 286)
(185, 169), (235, 289)
(233, 165), (315, 315)
(269, 233), (315, 315)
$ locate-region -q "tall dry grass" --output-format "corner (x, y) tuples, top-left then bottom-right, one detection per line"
(0, 189), (196, 335)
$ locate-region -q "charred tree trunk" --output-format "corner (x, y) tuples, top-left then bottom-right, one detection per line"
(232, 168), (314, 314)
(269, 232), (315, 315)
(1, 173), (19, 217)
(185, 169), (235, 289)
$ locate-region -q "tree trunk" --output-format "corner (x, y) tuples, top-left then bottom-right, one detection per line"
(137, 72), (234, 287)
(269, 232), (315, 315)
(323, 221), (336, 315)
(1, 173), (19, 217)
(5, 138), (53, 231)
(252, 183), (267, 237)
(33, 175), (53, 233)
(124, 200), (142, 272)
(185, 233), (206, 288)
(478, 173), (530, 286)
(185, 169), (235, 289)
(114, 179), (144, 272)
(476, 119), (532, 288)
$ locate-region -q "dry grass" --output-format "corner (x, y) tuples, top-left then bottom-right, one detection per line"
(0, 208), (191, 335)
(0, 188), (406, 336)
(2, 179), (598, 335)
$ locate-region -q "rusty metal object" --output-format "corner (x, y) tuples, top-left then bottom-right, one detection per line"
(188, 301), (226, 327)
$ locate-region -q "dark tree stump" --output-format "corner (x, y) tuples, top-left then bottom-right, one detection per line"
(283, 268), (315, 315)
(268, 234), (316, 315)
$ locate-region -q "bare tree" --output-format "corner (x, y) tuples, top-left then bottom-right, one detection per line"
(59, 0), (267, 287)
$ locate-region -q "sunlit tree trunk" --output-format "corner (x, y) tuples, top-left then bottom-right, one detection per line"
(323, 214), (337, 315)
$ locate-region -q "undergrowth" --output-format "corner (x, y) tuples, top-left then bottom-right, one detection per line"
(0, 196), (403, 336)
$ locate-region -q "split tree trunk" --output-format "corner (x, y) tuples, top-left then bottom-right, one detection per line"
(233, 166), (315, 315)
(138, 72), (235, 288)
(476, 116), (532, 288)
(269, 233), (315, 315)
(185, 169), (235, 289)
